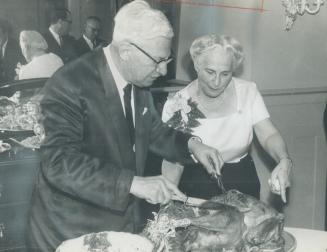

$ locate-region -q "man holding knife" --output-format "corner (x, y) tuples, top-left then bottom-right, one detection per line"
(26, 1), (223, 252)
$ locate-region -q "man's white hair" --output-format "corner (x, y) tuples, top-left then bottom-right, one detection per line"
(113, 0), (173, 44)
(20, 30), (48, 51)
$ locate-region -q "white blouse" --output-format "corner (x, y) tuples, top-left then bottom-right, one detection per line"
(19, 53), (63, 80)
(162, 78), (270, 163)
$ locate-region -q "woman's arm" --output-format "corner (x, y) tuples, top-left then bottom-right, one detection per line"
(254, 118), (292, 203)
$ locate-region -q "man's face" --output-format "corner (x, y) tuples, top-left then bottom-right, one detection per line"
(84, 20), (100, 41)
(127, 37), (172, 88)
(59, 13), (72, 35)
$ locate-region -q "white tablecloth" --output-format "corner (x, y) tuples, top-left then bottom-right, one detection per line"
(285, 227), (327, 252)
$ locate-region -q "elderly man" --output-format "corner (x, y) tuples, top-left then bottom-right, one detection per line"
(75, 16), (108, 57)
(43, 8), (76, 63)
(26, 1), (223, 252)
(0, 19), (25, 85)
(18, 30), (63, 80)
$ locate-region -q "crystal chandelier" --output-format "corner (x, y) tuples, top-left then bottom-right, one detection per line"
(282, 0), (325, 30)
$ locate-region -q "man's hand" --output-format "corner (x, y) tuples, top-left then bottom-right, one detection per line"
(130, 175), (186, 204)
(188, 137), (224, 177)
(269, 158), (292, 203)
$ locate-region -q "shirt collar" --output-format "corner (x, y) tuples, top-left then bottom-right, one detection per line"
(1, 38), (8, 58)
(103, 44), (134, 119)
(83, 34), (94, 50)
(49, 27), (61, 45)
(103, 44), (129, 92)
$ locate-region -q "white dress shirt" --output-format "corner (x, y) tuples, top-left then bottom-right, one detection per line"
(103, 45), (135, 125)
(49, 27), (61, 46)
(18, 53), (63, 80)
(83, 35), (94, 50)
(1, 39), (8, 58)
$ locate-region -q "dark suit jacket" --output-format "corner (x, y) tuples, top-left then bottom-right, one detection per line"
(0, 37), (25, 85)
(75, 36), (108, 57)
(26, 49), (192, 252)
(43, 31), (76, 63)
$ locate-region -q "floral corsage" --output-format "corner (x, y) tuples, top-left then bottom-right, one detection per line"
(165, 93), (205, 134)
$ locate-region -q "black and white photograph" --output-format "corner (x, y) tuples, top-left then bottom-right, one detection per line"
(0, 0), (326, 251)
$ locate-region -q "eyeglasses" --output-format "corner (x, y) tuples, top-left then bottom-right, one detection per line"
(129, 42), (173, 70)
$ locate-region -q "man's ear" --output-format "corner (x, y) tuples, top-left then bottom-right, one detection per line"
(118, 42), (132, 61)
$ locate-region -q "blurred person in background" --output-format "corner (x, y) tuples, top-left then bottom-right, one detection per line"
(43, 8), (76, 63)
(18, 30), (63, 80)
(75, 16), (108, 57)
(0, 18), (25, 85)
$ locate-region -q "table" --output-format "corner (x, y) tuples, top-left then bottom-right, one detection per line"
(285, 227), (327, 252)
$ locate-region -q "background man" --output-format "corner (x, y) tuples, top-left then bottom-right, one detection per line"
(42, 8), (76, 63)
(0, 19), (25, 85)
(26, 1), (223, 252)
(75, 16), (108, 57)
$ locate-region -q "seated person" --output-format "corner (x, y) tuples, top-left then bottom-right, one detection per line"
(75, 16), (108, 57)
(0, 18), (25, 85)
(18, 30), (63, 80)
(162, 34), (292, 202)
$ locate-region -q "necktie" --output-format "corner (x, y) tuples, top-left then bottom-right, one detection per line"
(123, 83), (135, 144)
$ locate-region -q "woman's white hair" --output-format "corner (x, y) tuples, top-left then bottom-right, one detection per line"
(113, 0), (173, 44)
(190, 34), (244, 72)
(19, 30), (48, 51)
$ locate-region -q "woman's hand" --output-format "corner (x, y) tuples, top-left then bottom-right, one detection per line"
(188, 137), (224, 177)
(269, 158), (292, 203)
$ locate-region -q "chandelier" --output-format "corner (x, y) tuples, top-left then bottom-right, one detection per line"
(282, 0), (325, 30)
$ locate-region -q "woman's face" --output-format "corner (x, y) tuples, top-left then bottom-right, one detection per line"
(195, 46), (233, 98)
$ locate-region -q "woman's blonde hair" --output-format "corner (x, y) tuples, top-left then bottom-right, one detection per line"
(190, 34), (244, 72)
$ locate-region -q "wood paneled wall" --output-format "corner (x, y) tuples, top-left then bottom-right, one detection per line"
(67, 0), (114, 41)
(252, 91), (327, 230)
(0, 0), (65, 39)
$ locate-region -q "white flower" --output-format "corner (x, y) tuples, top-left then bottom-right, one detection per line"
(166, 93), (191, 123)
(181, 110), (188, 124)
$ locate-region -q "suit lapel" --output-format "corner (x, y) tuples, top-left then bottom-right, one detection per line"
(48, 32), (61, 49)
(96, 50), (135, 171)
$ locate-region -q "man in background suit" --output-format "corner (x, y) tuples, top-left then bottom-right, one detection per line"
(26, 1), (223, 251)
(0, 19), (25, 85)
(43, 8), (76, 63)
(75, 16), (108, 57)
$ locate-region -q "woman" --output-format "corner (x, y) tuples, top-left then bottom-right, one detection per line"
(162, 34), (292, 202)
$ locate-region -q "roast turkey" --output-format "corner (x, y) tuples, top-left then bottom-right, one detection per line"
(142, 190), (285, 252)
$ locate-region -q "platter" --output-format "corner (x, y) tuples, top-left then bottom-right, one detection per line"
(260, 231), (296, 252)
(0, 129), (35, 140)
(283, 230), (297, 252)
